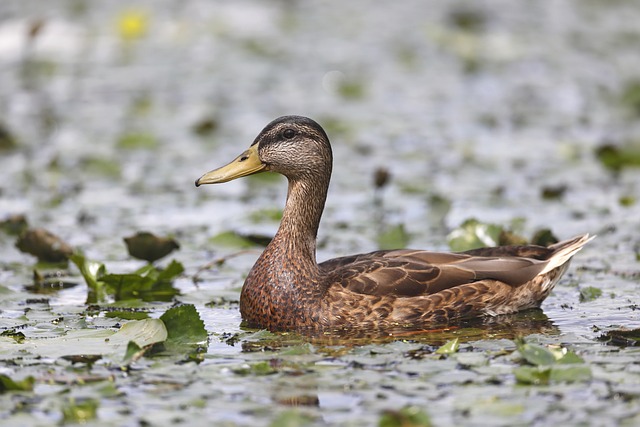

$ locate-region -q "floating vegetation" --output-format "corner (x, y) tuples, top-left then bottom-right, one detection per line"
(124, 231), (180, 263)
(448, 219), (560, 251)
(597, 328), (640, 347)
(579, 286), (603, 302)
(209, 230), (271, 248)
(117, 132), (158, 149)
(379, 406), (433, 427)
(15, 228), (73, 263)
(377, 223), (410, 250)
(513, 338), (591, 385)
(595, 142), (640, 172)
(0, 214), (28, 236)
(71, 254), (183, 302)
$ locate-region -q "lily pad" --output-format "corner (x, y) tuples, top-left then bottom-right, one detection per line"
(579, 286), (602, 302)
(0, 374), (35, 392)
(159, 304), (208, 353)
(447, 219), (503, 251)
(378, 223), (410, 250)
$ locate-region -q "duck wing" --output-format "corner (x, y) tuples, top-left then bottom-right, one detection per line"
(319, 233), (594, 298)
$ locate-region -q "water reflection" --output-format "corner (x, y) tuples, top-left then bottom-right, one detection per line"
(238, 309), (558, 349)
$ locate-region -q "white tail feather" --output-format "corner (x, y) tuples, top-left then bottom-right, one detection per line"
(539, 233), (595, 276)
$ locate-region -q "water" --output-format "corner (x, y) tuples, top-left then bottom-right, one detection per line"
(1, 0), (640, 425)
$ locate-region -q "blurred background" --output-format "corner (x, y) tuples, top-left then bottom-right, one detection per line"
(2, 2), (640, 426)
(1, 0), (639, 270)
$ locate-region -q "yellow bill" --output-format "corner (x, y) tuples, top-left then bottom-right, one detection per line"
(195, 144), (266, 186)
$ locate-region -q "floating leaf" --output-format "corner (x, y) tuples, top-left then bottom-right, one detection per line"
(595, 143), (640, 172)
(0, 330), (25, 343)
(513, 366), (551, 385)
(379, 406), (432, 427)
(209, 230), (263, 249)
(0, 214), (28, 236)
(233, 361), (277, 376)
(549, 365), (592, 382)
(15, 228), (73, 263)
(269, 410), (314, 427)
(378, 223), (410, 250)
(117, 132), (157, 149)
(515, 339), (556, 366)
(160, 304), (208, 353)
(530, 229), (558, 246)
(435, 338), (459, 355)
(579, 286), (602, 302)
(62, 398), (99, 424)
(597, 328), (640, 347)
(0, 374), (34, 393)
(249, 208), (283, 223)
(447, 219), (503, 251)
(0, 121), (18, 150)
(124, 231), (180, 263)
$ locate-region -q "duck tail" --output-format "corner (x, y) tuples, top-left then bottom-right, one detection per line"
(539, 233), (595, 276)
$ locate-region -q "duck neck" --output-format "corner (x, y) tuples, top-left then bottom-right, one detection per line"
(272, 173), (329, 266)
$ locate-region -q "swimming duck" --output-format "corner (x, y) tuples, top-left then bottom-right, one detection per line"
(196, 116), (593, 332)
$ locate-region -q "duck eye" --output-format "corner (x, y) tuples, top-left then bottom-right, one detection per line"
(282, 129), (296, 139)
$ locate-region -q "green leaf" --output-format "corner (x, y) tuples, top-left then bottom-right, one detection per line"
(160, 304), (208, 353)
(269, 410), (314, 427)
(378, 223), (410, 250)
(513, 366), (551, 385)
(515, 339), (556, 366)
(62, 398), (99, 423)
(435, 338), (460, 355)
(550, 348), (585, 364)
(156, 259), (185, 281)
(447, 219), (503, 251)
(112, 319), (168, 349)
(597, 328), (640, 347)
(70, 253), (106, 290)
(117, 132), (158, 149)
(549, 365), (592, 382)
(122, 341), (145, 365)
(379, 406), (432, 427)
(0, 374), (35, 392)
(209, 230), (260, 249)
(579, 286), (602, 302)
(0, 329), (25, 343)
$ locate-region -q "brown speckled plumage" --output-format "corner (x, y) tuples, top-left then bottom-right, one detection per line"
(196, 116), (594, 333)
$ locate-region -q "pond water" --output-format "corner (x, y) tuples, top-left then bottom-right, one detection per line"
(1, 0), (640, 426)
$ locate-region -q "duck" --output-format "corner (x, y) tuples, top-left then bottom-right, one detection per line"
(195, 115), (593, 333)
